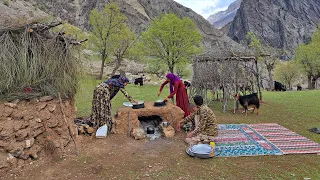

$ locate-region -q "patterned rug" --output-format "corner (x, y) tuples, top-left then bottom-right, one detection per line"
(213, 124), (283, 157)
(249, 123), (320, 154)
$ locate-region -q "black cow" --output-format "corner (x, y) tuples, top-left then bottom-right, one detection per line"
(274, 81), (286, 91)
(134, 77), (143, 86)
(297, 85), (302, 91)
(234, 93), (260, 116)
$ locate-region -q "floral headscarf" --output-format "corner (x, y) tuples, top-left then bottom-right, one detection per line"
(105, 76), (129, 88)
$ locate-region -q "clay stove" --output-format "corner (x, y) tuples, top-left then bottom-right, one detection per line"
(113, 102), (185, 139)
(139, 115), (162, 140)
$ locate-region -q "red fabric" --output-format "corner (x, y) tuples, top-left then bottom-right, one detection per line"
(159, 79), (169, 92)
(160, 80), (190, 117)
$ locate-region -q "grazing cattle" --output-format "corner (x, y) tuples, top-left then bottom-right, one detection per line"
(297, 85), (302, 91)
(274, 81), (286, 91)
(134, 77), (144, 86)
(234, 93), (260, 116)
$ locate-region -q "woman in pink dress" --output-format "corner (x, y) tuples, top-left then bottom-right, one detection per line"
(158, 73), (190, 117)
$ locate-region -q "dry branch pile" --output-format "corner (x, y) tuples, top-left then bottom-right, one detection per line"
(0, 22), (83, 100)
(191, 55), (256, 112)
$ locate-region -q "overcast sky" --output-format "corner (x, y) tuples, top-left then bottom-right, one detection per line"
(173, 0), (236, 19)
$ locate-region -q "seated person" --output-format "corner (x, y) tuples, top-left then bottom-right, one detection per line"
(177, 95), (218, 146)
(183, 103), (198, 132)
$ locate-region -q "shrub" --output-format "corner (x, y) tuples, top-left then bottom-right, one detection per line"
(3, 0), (9, 6)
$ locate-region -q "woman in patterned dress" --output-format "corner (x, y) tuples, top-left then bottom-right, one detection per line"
(91, 76), (138, 131)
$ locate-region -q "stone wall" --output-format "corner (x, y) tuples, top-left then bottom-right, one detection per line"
(0, 96), (77, 169)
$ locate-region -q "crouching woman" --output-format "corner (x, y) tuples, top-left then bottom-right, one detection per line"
(91, 76), (138, 131)
(177, 95), (218, 145)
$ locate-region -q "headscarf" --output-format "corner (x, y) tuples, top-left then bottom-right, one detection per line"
(105, 76), (129, 88)
(166, 73), (181, 94)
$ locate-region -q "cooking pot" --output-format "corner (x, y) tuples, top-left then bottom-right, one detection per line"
(154, 100), (167, 107)
(161, 121), (170, 127)
(132, 101), (145, 109)
(146, 127), (155, 134)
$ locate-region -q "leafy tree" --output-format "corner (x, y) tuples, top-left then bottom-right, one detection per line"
(246, 32), (263, 100)
(89, 3), (127, 80)
(262, 46), (281, 90)
(294, 28), (320, 89)
(274, 61), (299, 89)
(145, 58), (167, 78)
(141, 13), (203, 73)
(246, 32), (263, 57)
(54, 23), (87, 40)
(109, 26), (137, 76)
(175, 63), (191, 79)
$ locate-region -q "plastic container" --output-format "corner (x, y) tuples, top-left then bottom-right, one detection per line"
(209, 142), (215, 157)
(95, 124), (108, 138)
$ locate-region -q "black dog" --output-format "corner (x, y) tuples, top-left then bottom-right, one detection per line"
(234, 93), (260, 116)
(134, 77), (143, 86)
(274, 81), (286, 91)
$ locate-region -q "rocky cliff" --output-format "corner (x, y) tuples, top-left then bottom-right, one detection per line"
(207, 0), (242, 29)
(228, 0), (320, 57)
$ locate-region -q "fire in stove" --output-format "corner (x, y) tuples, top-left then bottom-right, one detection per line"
(138, 115), (163, 140)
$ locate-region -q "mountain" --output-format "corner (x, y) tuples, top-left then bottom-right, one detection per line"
(207, 0), (242, 29)
(228, 0), (320, 57)
(0, 0), (246, 56)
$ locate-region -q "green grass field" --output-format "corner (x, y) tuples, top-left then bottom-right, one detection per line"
(75, 75), (320, 179)
(76, 75), (320, 142)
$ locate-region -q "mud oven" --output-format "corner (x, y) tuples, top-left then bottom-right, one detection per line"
(113, 102), (185, 140)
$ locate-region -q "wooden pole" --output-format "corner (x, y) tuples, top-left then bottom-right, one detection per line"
(58, 93), (79, 156)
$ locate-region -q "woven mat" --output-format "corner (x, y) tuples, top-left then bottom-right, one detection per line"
(249, 123), (320, 154)
(213, 124), (282, 157)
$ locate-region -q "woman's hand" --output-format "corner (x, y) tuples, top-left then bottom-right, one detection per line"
(175, 123), (181, 132)
(164, 97), (169, 102)
(157, 91), (161, 97)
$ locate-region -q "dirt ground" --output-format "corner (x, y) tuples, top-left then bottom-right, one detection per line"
(1, 131), (320, 180)
(1, 133), (188, 180)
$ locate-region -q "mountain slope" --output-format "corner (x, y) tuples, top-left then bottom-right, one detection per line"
(72, 0), (246, 55)
(1, 0), (247, 56)
(207, 0), (242, 29)
(0, 1), (48, 29)
(228, 0), (320, 57)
